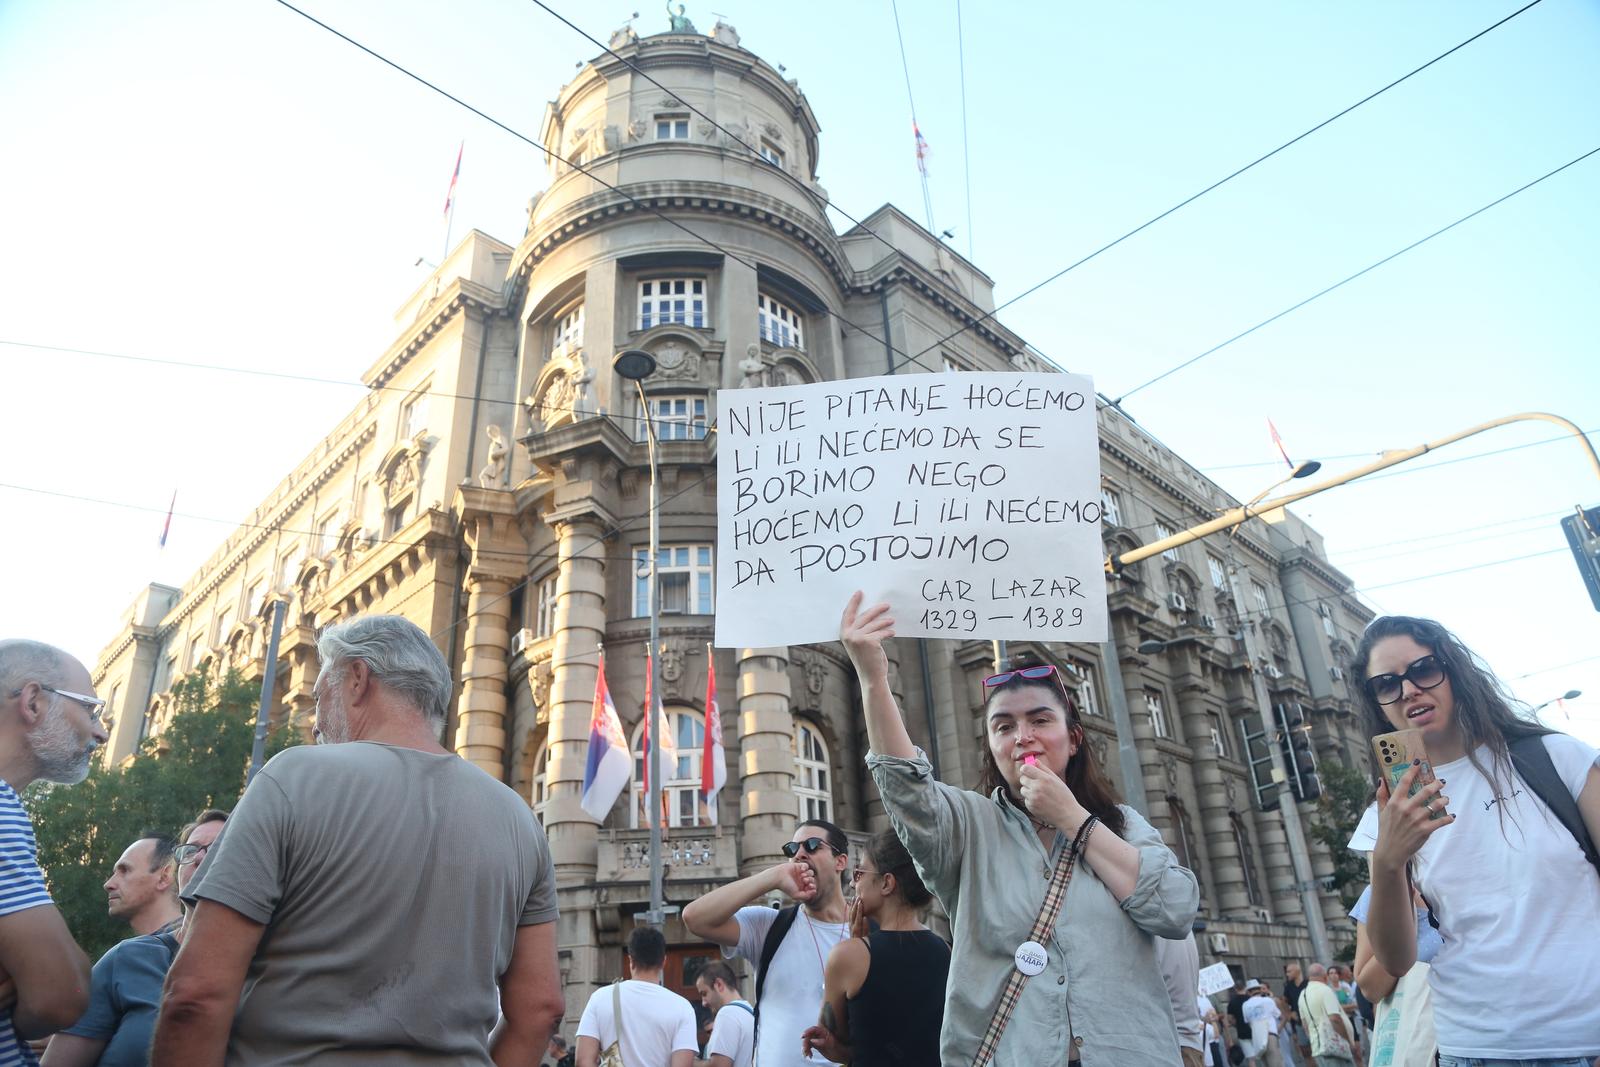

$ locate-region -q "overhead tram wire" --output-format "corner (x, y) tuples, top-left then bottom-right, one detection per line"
(267, 0), (1021, 380)
(886, 0), (1551, 374)
(1111, 144), (1600, 404)
(955, 0), (975, 262)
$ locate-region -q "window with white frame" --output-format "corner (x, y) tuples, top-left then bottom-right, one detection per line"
(401, 388), (429, 441)
(1168, 798), (1201, 892)
(1101, 487), (1123, 527)
(1144, 688), (1170, 739)
(631, 709), (707, 827)
(942, 352), (970, 373)
(757, 292), (805, 350)
(1209, 711), (1231, 759)
(1251, 579), (1271, 615)
(1232, 812), (1263, 906)
(793, 721), (833, 823)
(1064, 659), (1101, 717)
(188, 634), (205, 672)
(532, 743), (550, 818)
(1153, 520), (1181, 562)
(655, 113), (690, 140)
(316, 512), (340, 558)
(638, 394), (707, 442)
(759, 139), (784, 166)
(534, 576), (559, 639)
(162, 655), (178, 692)
(386, 499), (411, 537)
(245, 577), (265, 618)
(639, 278), (706, 330)
(214, 599), (236, 645)
(277, 543), (304, 592)
(551, 303), (583, 356)
(1320, 602), (1336, 637)
(1207, 555), (1228, 592)
(633, 545), (714, 616)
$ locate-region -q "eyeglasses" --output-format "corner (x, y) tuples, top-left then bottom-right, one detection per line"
(782, 837), (842, 859)
(13, 685), (107, 721)
(1364, 655), (1447, 706)
(850, 868), (880, 884)
(173, 842), (211, 866)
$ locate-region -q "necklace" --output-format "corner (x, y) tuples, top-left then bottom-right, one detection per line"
(800, 907), (832, 975)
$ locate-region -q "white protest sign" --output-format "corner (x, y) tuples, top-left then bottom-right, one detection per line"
(714, 372), (1107, 647)
(1197, 962), (1235, 998)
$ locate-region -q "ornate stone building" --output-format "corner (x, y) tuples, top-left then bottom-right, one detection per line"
(91, 18), (1372, 1031)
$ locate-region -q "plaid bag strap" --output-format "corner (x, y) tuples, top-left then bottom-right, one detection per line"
(971, 814), (1100, 1067)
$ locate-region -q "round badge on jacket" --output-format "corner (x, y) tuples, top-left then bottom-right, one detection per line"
(1013, 940), (1048, 976)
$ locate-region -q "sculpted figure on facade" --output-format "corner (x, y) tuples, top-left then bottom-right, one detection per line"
(710, 20), (739, 47)
(738, 344), (765, 389)
(627, 118), (647, 141)
(478, 424), (508, 488)
(571, 350), (596, 420)
(658, 640), (686, 697)
(665, 2), (696, 33)
(608, 23), (638, 50)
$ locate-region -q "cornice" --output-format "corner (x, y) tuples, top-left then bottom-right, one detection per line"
(367, 280), (510, 391)
(859, 266), (1024, 359)
(1278, 550), (1353, 593)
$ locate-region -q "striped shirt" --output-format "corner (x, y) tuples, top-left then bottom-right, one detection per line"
(1, 778), (52, 1067)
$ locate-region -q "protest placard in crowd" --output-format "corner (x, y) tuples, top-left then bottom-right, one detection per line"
(715, 372), (1108, 647)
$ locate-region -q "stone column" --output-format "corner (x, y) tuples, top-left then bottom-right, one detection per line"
(1119, 660), (1166, 828)
(541, 509), (612, 884)
(454, 575), (512, 776)
(738, 645), (797, 874)
(279, 627), (320, 741)
(1254, 804), (1300, 924)
(1176, 675), (1242, 915)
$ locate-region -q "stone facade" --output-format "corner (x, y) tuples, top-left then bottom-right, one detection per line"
(90, 21), (1371, 1033)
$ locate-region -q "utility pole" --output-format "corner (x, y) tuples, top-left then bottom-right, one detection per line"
(1227, 561), (1329, 962)
(247, 597), (287, 785)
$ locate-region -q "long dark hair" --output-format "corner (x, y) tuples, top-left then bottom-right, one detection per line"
(864, 829), (934, 907)
(976, 672), (1127, 837)
(1352, 616), (1551, 821)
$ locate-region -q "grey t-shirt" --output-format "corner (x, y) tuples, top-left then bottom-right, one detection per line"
(188, 742), (557, 1066)
(60, 932), (175, 1066)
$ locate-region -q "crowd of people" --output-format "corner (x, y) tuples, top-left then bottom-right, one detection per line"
(1, 601), (1595, 1066)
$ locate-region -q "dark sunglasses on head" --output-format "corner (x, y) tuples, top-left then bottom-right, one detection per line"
(1364, 654), (1447, 706)
(782, 837), (841, 859)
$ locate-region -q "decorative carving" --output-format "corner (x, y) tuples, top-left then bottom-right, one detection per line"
(658, 640), (686, 697)
(528, 370), (573, 431)
(696, 120), (715, 138)
(628, 118), (647, 141)
(1225, 776), (1239, 809)
(711, 20), (739, 46)
(571, 350), (595, 419)
(771, 361), (807, 386)
(608, 24), (638, 50)
(1164, 760), (1180, 795)
(762, 121), (781, 140)
(659, 95), (683, 108)
(1092, 733), (1110, 770)
(531, 661), (552, 710)
(652, 342), (701, 380)
(603, 125), (621, 152)
(803, 656), (825, 696)
(739, 344), (766, 389)
(721, 119), (752, 150)
(477, 425), (508, 488)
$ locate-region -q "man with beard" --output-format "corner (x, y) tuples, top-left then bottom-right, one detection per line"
(151, 615), (564, 1066)
(683, 821), (852, 1067)
(43, 834), (181, 1066)
(0, 639), (105, 1066)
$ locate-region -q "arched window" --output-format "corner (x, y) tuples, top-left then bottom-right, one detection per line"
(793, 720), (833, 823)
(1166, 796), (1203, 898)
(631, 709), (708, 828)
(1230, 811), (1263, 907)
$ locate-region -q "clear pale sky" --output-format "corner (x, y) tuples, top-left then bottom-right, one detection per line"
(2, 0), (1596, 743)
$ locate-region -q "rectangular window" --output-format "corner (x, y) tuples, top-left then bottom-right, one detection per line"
(633, 545), (714, 616)
(1145, 689), (1170, 740)
(942, 352), (969, 373)
(1209, 711), (1231, 759)
(316, 512), (340, 558)
(1064, 660), (1101, 717)
(107, 684), (121, 725)
(757, 292), (805, 350)
(1251, 579), (1271, 615)
(655, 113), (690, 140)
(551, 303), (584, 356)
(277, 544), (304, 592)
(1208, 555), (1228, 592)
(163, 655), (178, 691)
(1101, 488), (1123, 527)
(639, 394), (708, 442)
(188, 634), (205, 671)
(400, 387), (429, 441)
(245, 577), (265, 619)
(534, 576), (559, 639)
(639, 277), (706, 330)
(214, 600), (236, 645)
(759, 139), (784, 166)
(386, 500), (411, 537)
(1320, 603), (1336, 637)
(1154, 520), (1180, 563)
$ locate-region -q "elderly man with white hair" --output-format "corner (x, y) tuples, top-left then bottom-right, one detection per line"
(0, 639), (105, 1066)
(151, 615), (564, 1067)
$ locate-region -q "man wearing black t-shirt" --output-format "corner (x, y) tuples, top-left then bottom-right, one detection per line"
(1281, 962), (1311, 1065)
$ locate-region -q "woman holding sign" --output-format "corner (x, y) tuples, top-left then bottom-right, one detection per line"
(840, 592), (1198, 1066)
(1357, 616), (1600, 1067)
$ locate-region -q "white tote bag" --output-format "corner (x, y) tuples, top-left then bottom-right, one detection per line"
(1369, 963), (1437, 1067)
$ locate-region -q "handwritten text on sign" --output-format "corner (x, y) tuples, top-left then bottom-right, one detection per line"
(713, 372), (1108, 647)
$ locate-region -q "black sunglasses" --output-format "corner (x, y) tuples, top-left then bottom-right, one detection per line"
(1364, 655), (1447, 706)
(782, 837), (842, 859)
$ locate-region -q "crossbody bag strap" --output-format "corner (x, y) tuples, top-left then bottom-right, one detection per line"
(612, 981), (629, 1067)
(970, 814), (1099, 1067)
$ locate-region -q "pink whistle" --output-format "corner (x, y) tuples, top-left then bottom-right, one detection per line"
(1022, 754), (1037, 766)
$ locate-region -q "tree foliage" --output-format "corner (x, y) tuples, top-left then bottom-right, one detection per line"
(23, 669), (300, 959)
(1309, 760), (1373, 913)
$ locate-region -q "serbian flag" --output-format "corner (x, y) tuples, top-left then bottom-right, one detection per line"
(701, 647), (726, 825)
(158, 491), (176, 548)
(1267, 418), (1295, 471)
(640, 653), (676, 825)
(580, 652), (631, 821)
(913, 122), (929, 176)
(443, 141), (463, 217)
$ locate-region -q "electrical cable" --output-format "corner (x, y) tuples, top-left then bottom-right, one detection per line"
(955, 0), (974, 262)
(892, 0), (1551, 373)
(1113, 144), (1600, 402)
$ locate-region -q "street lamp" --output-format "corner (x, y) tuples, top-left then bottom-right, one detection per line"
(1137, 633), (1238, 656)
(1533, 689), (1582, 715)
(613, 348), (667, 929)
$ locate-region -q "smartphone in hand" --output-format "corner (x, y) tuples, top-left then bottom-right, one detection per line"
(1372, 728), (1445, 819)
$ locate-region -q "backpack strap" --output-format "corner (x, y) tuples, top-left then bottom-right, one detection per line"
(752, 905), (799, 1051)
(1508, 734), (1600, 878)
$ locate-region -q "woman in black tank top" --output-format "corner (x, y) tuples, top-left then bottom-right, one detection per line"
(801, 830), (950, 1065)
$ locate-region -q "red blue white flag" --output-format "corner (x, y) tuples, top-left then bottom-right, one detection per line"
(158, 491), (176, 548)
(580, 651), (631, 821)
(701, 647), (726, 824)
(443, 141), (463, 218)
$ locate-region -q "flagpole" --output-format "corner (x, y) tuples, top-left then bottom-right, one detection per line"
(442, 140), (462, 265)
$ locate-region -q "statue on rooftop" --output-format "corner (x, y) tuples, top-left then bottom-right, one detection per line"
(666, 2), (696, 33)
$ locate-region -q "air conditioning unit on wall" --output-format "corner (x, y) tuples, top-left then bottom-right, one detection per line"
(1264, 666), (1284, 681)
(1209, 932), (1230, 954)
(510, 628), (534, 656)
(1329, 666), (1345, 682)
(1167, 592), (1188, 613)
(1199, 613), (1217, 631)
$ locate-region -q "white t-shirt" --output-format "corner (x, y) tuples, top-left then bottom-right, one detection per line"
(1197, 995), (1219, 1066)
(1409, 733), (1600, 1059)
(724, 905), (849, 1067)
(577, 979), (698, 1067)
(1242, 993), (1282, 1042)
(705, 1000), (755, 1067)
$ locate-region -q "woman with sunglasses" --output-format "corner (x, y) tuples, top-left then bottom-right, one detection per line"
(799, 829), (949, 1066)
(1356, 616), (1600, 1067)
(840, 593), (1198, 1066)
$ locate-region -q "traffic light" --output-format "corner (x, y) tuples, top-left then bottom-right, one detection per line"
(1276, 702), (1321, 803)
(1560, 506), (1600, 612)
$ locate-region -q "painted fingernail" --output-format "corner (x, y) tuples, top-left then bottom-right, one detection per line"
(1412, 758), (1420, 766)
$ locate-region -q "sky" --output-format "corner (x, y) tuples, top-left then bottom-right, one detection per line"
(2, 0), (1596, 744)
